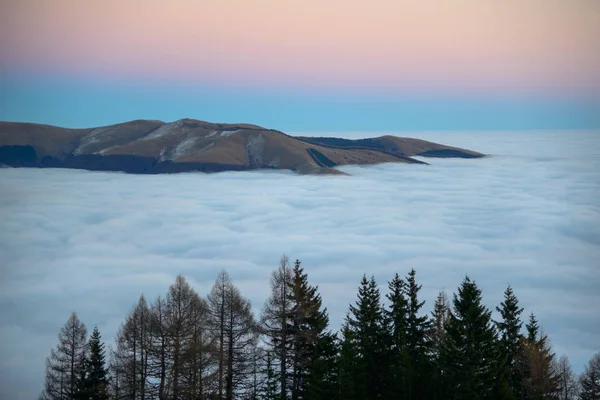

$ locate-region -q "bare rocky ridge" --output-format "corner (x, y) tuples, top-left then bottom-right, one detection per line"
(0, 119), (485, 175)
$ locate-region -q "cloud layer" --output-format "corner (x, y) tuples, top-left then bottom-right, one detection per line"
(1, 130), (599, 399)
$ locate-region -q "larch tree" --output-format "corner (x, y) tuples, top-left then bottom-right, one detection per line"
(261, 255), (294, 400)
(40, 312), (88, 400)
(579, 352), (600, 400)
(147, 294), (171, 400)
(555, 355), (579, 400)
(114, 295), (151, 399)
(208, 269), (258, 400)
(164, 275), (206, 399)
(181, 292), (216, 399)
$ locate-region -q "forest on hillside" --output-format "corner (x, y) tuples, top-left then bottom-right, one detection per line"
(39, 256), (600, 400)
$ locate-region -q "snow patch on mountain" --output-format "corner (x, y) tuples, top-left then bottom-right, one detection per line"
(74, 127), (112, 155)
(220, 130), (241, 137)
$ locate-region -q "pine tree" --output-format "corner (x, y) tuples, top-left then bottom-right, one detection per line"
(345, 274), (387, 400)
(78, 326), (109, 400)
(40, 312), (88, 400)
(579, 352), (600, 400)
(496, 285), (525, 398)
(441, 276), (500, 399)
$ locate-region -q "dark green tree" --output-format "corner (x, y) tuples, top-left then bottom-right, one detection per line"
(77, 326), (109, 400)
(430, 291), (450, 400)
(496, 285), (525, 398)
(287, 259), (330, 400)
(260, 351), (280, 400)
(384, 273), (409, 399)
(305, 331), (339, 400)
(344, 274), (387, 400)
(288, 260), (339, 400)
(526, 313), (540, 343)
(441, 276), (500, 399)
(337, 323), (357, 400)
(404, 268), (433, 399)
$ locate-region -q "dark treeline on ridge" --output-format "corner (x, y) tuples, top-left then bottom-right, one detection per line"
(40, 256), (600, 400)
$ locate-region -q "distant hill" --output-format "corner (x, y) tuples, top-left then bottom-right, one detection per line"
(0, 119), (485, 175)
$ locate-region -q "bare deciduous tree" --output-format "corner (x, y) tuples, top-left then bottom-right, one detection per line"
(40, 312), (88, 400)
(261, 255), (294, 400)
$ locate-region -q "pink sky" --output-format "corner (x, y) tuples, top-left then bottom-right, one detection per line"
(2, 0), (600, 94)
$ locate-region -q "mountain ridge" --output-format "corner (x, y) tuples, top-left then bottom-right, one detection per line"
(0, 119), (485, 175)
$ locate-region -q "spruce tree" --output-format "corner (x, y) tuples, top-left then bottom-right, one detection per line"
(337, 322), (357, 400)
(404, 268), (433, 399)
(430, 291), (450, 400)
(287, 259), (332, 400)
(384, 273), (409, 400)
(522, 313), (559, 399)
(78, 326), (109, 400)
(260, 351), (280, 400)
(345, 275), (387, 400)
(441, 276), (500, 399)
(496, 285), (525, 398)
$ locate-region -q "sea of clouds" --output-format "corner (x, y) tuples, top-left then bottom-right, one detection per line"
(0, 130), (599, 399)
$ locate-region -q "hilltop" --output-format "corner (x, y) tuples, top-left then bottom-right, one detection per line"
(0, 119), (484, 175)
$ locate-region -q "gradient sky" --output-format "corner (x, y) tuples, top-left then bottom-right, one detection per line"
(1, 0), (599, 130)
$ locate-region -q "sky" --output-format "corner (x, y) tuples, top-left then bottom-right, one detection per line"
(1, 130), (600, 399)
(1, 0), (600, 130)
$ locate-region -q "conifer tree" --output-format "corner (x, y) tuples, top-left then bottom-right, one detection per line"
(337, 322), (357, 400)
(441, 276), (500, 399)
(522, 314), (559, 399)
(78, 326), (109, 400)
(287, 259), (330, 400)
(344, 274), (387, 400)
(404, 268), (433, 399)
(430, 290), (450, 400)
(260, 351), (280, 400)
(496, 285), (525, 398)
(384, 273), (409, 400)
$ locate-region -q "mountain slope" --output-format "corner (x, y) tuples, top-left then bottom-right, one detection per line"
(0, 119), (485, 175)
